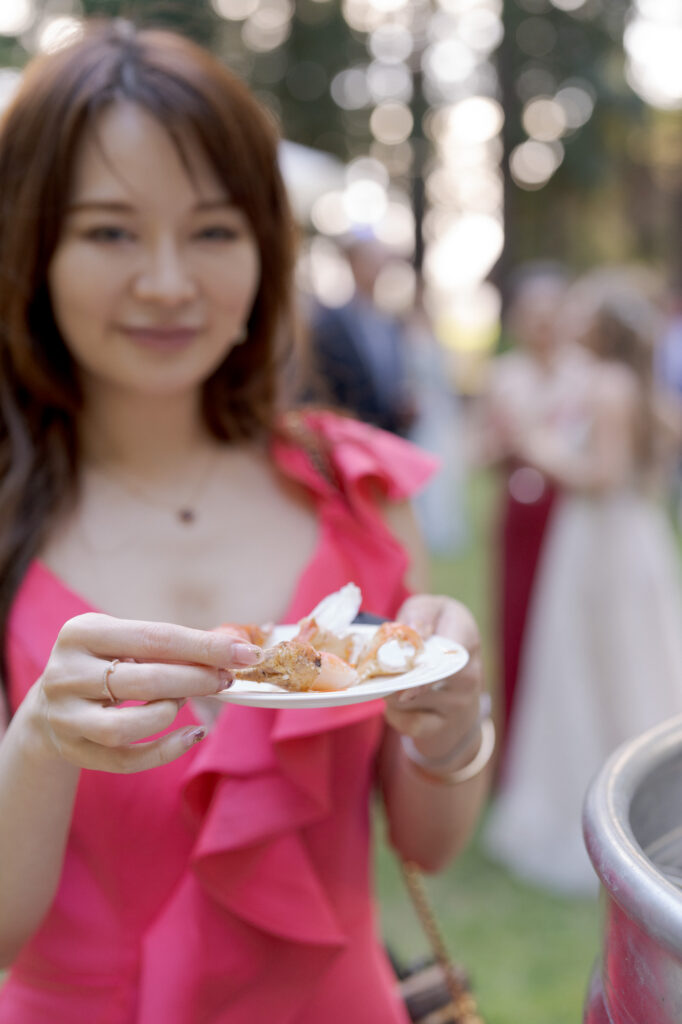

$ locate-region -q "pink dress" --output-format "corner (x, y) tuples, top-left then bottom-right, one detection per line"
(0, 413), (437, 1024)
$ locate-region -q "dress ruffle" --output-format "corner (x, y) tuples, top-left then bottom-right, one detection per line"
(272, 411), (439, 620)
(139, 701), (384, 1022)
(272, 410), (439, 505)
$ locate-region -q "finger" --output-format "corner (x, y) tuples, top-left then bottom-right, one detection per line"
(83, 659), (234, 704)
(396, 595), (441, 638)
(398, 596), (480, 651)
(58, 613), (263, 669)
(384, 705), (443, 739)
(76, 699), (186, 747)
(431, 603), (480, 652)
(61, 726), (207, 774)
(389, 677), (468, 707)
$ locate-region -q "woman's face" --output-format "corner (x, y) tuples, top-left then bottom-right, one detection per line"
(48, 102), (261, 400)
(510, 278), (566, 357)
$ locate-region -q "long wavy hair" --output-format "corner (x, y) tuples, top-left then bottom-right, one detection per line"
(0, 20), (297, 692)
(567, 267), (664, 473)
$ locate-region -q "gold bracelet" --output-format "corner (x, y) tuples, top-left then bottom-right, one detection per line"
(402, 718), (496, 786)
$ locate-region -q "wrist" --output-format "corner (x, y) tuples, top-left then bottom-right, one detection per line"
(17, 684), (70, 768)
(408, 693), (491, 764)
(401, 694), (495, 785)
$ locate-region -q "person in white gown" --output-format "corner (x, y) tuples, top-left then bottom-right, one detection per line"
(483, 266), (682, 895)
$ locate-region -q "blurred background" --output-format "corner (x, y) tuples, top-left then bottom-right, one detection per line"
(1, 1), (681, 1021)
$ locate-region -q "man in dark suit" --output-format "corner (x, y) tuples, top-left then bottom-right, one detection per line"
(306, 235), (416, 436)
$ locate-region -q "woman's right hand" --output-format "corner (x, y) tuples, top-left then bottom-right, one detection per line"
(25, 612), (263, 773)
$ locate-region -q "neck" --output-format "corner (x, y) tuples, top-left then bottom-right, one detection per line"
(530, 347), (555, 371)
(78, 385), (212, 480)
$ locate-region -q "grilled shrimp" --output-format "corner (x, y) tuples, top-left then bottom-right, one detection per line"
(295, 618), (356, 663)
(355, 622), (424, 680)
(234, 640), (359, 693)
(293, 582), (362, 662)
(215, 622), (271, 647)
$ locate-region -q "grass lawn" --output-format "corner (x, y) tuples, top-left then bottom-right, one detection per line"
(373, 470), (601, 1024)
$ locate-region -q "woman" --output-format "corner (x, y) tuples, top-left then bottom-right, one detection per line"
(475, 267), (588, 764)
(484, 267), (682, 894)
(0, 21), (491, 1022)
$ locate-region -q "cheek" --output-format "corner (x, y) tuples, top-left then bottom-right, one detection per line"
(210, 246), (261, 316)
(49, 248), (112, 328)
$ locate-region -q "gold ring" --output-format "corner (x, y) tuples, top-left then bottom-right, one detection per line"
(102, 659), (121, 704)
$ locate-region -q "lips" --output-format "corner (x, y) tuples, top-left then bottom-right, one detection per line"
(118, 325), (202, 351)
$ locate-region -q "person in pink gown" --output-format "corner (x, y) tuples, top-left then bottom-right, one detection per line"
(0, 21), (492, 1023)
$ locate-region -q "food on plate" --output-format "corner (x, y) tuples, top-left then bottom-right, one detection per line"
(355, 622), (424, 680)
(234, 640), (359, 692)
(222, 583), (426, 694)
(216, 622), (272, 647)
(292, 582), (362, 662)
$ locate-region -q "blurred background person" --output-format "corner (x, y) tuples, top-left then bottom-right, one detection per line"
(473, 265), (588, 769)
(304, 231), (416, 437)
(483, 266), (682, 895)
(404, 281), (468, 556)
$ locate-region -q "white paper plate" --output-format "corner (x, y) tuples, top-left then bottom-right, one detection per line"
(213, 624), (469, 709)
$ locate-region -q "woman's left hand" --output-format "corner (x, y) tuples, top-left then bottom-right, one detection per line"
(383, 594), (485, 761)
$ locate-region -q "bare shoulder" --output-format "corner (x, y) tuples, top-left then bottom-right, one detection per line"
(486, 350), (527, 388)
(377, 496), (430, 593)
(592, 361), (639, 413)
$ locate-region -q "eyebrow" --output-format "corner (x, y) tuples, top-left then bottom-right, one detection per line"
(67, 198), (235, 214)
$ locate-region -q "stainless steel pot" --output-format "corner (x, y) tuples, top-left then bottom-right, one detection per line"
(583, 714), (682, 1023)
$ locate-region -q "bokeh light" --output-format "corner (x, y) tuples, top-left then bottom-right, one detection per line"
(36, 15), (83, 54)
(624, 4), (682, 110)
(211, 0), (259, 20)
(510, 139), (564, 189)
(0, 68), (22, 112)
(554, 82), (595, 129)
(424, 212), (504, 290)
(522, 96), (567, 141)
(298, 235), (355, 307)
(0, 0), (35, 36)
(370, 101), (413, 144)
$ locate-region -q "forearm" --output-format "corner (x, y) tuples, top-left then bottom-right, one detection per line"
(521, 435), (627, 494)
(0, 686), (80, 965)
(378, 721), (490, 873)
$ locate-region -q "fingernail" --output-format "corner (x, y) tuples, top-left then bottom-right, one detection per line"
(232, 643), (263, 666)
(217, 669), (234, 691)
(184, 727), (206, 748)
(398, 690), (416, 705)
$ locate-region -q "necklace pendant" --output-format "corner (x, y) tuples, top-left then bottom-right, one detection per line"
(178, 507), (196, 524)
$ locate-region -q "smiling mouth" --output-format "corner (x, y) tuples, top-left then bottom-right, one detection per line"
(119, 325), (202, 349)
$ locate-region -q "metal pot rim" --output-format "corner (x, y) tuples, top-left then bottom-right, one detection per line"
(583, 713), (682, 955)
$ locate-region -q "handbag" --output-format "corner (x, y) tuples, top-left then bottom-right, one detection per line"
(283, 411), (485, 1024)
(394, 859), (484, 1024)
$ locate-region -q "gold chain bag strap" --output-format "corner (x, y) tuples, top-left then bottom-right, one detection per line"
(398, 860), (484, 1024)
(283, 411), (486, 1024)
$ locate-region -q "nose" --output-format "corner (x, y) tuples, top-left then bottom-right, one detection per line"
(133, 238), (197, 306)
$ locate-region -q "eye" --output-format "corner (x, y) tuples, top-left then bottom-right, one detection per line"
(195, 225), (240, 241)
(84, 226), (134, 243)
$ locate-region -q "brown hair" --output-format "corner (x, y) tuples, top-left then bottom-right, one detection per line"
(569, 268), (664, 472)
(0, 20), (297, 690)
